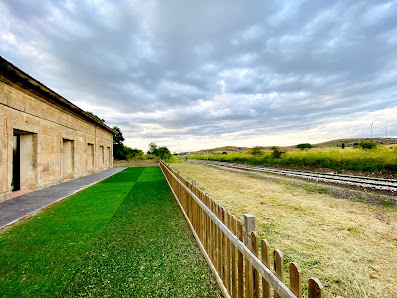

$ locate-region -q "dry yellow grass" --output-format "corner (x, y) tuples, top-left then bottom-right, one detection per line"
(171, 162), (397, 297)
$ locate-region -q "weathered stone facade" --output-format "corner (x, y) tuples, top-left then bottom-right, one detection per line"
(0, 57), (114, 202)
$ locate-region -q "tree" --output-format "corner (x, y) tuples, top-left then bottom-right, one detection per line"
(111, 126), (144, 160)
(249, 146), (262, 155)
(118, 146), (142, 159)
(147, 143), (171, 159)
(271, 147), (285, 159)
(112, 126), (125, 159)
(358, 140), (377, 150)
(86, 111), (105, 124)
(130, 148), (144, 158)
(148, 142), (158, 155)
(156, 146), (171, 159)
(296, 143), (313, 150)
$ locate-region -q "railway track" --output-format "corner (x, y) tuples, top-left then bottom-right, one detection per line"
(189, 159), (397, 195)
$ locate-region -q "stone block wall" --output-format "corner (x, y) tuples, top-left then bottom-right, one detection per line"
(0, 81), (114, 202)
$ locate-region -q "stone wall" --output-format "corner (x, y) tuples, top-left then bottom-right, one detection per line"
(0, 80), (114, 202)
(113, 159), (160, 168)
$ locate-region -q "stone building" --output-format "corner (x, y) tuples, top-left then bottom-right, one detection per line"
(0, 56), (115, 202)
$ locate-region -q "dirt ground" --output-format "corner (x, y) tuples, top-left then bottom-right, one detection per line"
(171, 161), (397, 298)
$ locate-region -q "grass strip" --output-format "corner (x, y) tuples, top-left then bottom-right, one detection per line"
(1, 167), (222, 297)
(0, 168), (143, 296)
(61, 167), (222, 297)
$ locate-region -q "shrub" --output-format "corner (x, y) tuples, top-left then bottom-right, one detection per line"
(271, 147), (285, 159)
(249, 146), (262, 155)
(156, 146), (171, 159)
(297, 143), (313, 150)
(358, 141), (377, 150)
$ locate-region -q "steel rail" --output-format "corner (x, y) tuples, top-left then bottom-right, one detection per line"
(190, 159), (397, 194)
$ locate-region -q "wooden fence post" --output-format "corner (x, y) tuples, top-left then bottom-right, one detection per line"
(189, 181), (193, 225)
(213, 202), (217, 270)
(244, 214), (255, 248)
(213, 202), (218, 272)
(274, 249), (284, 298)
(244, 214), (255, 298)
(221, 207), (227, 286)
(202, 193), (206, 249)
(206, 195), (210, 254)
(261, 239), (271, 298)
(217, 204), (222, 275)
(251, 231), (260, 298)
(308, 278), (323, 298)
(231, 215), (237, 298)
(237, 220), (244, 298)
(289, 262), (302, 298)
(184, 181), (188, 218)
(227, 212), (231, 291)
(210, 199), (215, 263)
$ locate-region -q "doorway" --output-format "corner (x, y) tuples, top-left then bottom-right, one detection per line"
(12, 130), (37, 191)
(62, 139), (74, 180)
(87, 143), (94, 173)
(107, 147), (111, 168)
(12, 135), (20, 191)
(99, 145), (104, 171)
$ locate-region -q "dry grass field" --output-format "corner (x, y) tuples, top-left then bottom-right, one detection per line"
(171, 162), (397, 297)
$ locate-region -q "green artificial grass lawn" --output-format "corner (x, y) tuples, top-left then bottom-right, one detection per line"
(0, 167), (222, 297)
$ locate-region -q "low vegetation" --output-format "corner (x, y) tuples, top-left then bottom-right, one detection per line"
(0, 168), (221, 297)
(188, 146), (397, 175)
(171, 162), (397, 297)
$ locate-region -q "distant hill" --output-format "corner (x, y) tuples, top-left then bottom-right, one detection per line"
(191, 146), (251, 155)
(311, 137), (397, 148)
(186, 137), (397, 155)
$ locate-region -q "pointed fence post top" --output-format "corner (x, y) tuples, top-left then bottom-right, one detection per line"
(192, 179), (197, 186)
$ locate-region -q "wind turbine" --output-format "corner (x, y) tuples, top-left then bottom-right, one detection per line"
(385, 126), (389, 138)
(370, 120), (375, 138)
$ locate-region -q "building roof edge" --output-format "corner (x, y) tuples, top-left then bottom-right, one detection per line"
(0, 56), (116, 135)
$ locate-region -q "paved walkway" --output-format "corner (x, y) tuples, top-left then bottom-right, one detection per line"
(0, 168), (126, 229)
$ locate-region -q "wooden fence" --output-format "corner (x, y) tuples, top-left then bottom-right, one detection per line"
(160, 161), (324, 298)
(113, 159), (159, 168)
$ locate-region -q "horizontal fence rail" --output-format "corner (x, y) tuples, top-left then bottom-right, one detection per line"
(160, 161), (324, 298)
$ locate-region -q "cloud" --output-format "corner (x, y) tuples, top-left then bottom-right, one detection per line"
(1, 0), (396, 152)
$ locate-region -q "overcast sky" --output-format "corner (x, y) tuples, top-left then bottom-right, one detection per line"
(1, 0), (396, 152)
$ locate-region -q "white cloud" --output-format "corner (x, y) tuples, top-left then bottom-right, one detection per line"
(1, 0), (396, 152)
